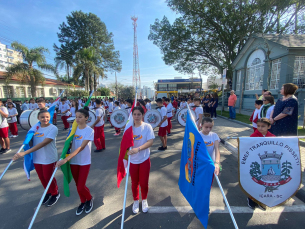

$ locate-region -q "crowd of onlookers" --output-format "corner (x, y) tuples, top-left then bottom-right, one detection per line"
(169, 92), (219, 119)
(228, 83), (299, 137)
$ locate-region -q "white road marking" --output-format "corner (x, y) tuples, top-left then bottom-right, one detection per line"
(148, 205), (305, 214)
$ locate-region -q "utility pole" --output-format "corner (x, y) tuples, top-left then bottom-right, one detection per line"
(132, 16), (141, 99)
(221, 69), (227, 115)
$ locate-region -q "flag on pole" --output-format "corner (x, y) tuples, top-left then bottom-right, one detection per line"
(60, 91), (94, 197)
(23, 90), (65, 180)
(117, 93), (137, 188)
(23, 123), (40, 180)
(178, 109), (215, 228)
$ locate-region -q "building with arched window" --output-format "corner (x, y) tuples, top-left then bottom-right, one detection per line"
(232, 34), (305, 116)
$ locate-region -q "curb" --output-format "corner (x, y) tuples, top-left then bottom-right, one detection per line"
(219, 118), (305, 204)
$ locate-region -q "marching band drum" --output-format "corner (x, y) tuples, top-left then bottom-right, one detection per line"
(19, 110), (41, 130)
(110, 109), (129, 129)
(143, 110), (162, 129)
(176, 108), (197, 126)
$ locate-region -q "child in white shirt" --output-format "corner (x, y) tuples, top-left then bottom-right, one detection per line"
(200, 117), (220, 176)
(113, 101), (121, 136)
(29, 98), (39, 110)
(7, 102), (18, 138)
(250, 100), (263, 132)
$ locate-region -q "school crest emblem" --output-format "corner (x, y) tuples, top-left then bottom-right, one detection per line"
(239, 137), (301, 207)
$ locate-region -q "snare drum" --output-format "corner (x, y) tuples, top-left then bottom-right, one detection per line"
(67, 117), (76, 123)
(19, 109), (41, 130)
(177, 108), (196, 126)
(86, 110), (97, 127)
(144, 110), (162, 129)
(110, 109), (129, 128)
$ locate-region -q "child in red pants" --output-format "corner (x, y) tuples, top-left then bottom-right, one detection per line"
(13, 110), (60, 206)
(127, 106), (155, 214)
(7, 102), (18, 138)
(113, 101), (121, 136)
(56, 107), (94, 216)
(59, 98), (70, 130)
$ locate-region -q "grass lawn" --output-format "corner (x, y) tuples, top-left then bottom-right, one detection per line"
(218, 110), (252, 125)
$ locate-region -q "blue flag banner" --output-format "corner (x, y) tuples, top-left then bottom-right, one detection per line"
(21, 91), (63, 180)
(178, 109), (215, 228)
(23, 123), (40, 180)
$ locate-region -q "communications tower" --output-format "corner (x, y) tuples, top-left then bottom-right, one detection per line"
(131, 16), (141, 98)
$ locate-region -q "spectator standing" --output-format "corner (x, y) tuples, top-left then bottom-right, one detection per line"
(228, 90), (237, 119)
(270, 83), (298, 136)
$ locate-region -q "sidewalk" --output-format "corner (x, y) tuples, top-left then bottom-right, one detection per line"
(212, 116), (305, 203)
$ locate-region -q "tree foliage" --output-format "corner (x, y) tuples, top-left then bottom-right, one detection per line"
(109, 83), (135, 99)
(54, 11), (122, 89)
(97, 87), (111, 96)
(6, 42), (55, 97)
(148, 0), (305, 79)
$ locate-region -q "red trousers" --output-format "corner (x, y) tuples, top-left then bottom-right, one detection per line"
(61, 116), (70, 129)
(34, 163), (58, 196)
(115, 127), (121, 134)
(167, 117), (172, 134)
(108, 112), (113, 126)
(71, 164), (92, 203)
(94, 125), (105, 150)
(8, 122), (18, 135)
(129, 158), (151, 201)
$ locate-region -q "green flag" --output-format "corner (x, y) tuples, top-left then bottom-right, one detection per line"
(60, 92), (94, 196)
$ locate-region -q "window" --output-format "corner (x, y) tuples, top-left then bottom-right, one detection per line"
(293, 56), (305, 88)
(236, 70), (242, 90)
(168, 84), (177, 91)
(37, 88), (44, 97)
(15, 87), (25, 97)
(270, 59), (281, 89)
(245, 59), (264, 90)
(27, 87), (32, 97)
(158, 84), (167, 91)
(3, 86), (13, 98)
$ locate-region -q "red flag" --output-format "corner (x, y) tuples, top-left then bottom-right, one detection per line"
(117, 99), (136, 188)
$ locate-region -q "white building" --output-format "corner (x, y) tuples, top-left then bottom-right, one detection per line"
(0, 71), (83, 98)
(141, 86), (154, 99)
(0, 42), (23, 71)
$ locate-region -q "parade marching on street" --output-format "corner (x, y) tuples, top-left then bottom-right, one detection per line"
(0, 99), (305, 229)
(1, 1), (305, 228)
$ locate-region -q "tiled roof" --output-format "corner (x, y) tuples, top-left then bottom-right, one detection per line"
(0, 71), (83, 88)
(254, 34), (305, 48)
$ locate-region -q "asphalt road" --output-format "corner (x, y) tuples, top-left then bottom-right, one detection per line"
(0, 115), (305, 229)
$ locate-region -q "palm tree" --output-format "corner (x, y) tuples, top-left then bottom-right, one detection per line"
(73, 47), (104, 92)
(54, 44), (74, 83)
(6, 42), (55, 97)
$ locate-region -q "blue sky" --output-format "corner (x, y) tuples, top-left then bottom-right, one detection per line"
(0, 0), (205, 89)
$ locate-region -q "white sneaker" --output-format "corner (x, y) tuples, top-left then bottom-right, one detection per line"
(142, 199), (148, 213)
(9, 135), (13, 138)
(12, 135), (18, 138)
(132, 200), (139, 214)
